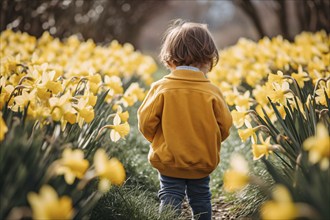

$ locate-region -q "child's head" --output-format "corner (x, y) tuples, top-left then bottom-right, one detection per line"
(159, 19), (219, 72)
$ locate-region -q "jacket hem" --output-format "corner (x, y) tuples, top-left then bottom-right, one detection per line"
(150, 160), (215, 179)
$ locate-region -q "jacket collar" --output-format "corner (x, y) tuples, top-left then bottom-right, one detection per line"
(164, 69), (209, 82)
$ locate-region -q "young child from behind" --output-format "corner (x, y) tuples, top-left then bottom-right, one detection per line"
(137, 19), (233, 220)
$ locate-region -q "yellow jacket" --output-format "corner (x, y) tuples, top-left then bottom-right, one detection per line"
(138, 69), (233, 179)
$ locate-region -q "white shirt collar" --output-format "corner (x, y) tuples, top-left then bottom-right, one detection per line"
(176, 65), (200, 72)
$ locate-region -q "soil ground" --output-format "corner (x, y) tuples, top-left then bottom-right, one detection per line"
(180, 196), (241, 220)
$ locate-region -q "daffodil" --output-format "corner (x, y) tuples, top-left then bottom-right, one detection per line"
(12, 89), (37, 112)
(268, 71), (285, 85)
(27, 185), (74, 220)
(252, 134), (274, 160)
(103, 75), (123, 95)
(94, 148), (126, 192)
(120, 95), (135, 107)
(291, 65), (310, 88)
(223, 154), (249, 192)
(238, 120), (257, 143)
(114, 105), (129, 122)
(253, 84), (272, 106)
(234, 90), (252, 110)
(231, 106), (250, 128)
(125, 83), (145, 102)
(109, 114), (130, 142)
(49, 91), (77, 128)
(0, 112), (8, 141)
(223, 89), (239, 106)
(87, 93), (97, 106)
(0, 77), (15, 109)
(303, 123), (330, 170)
(315, 80), (330, 107)
(73, 97), (95, 126)
(38, 70), (63, 94)
(268, 82), (294, 105)
(53, 148), (89, 184)
(261, 185), (298, 220)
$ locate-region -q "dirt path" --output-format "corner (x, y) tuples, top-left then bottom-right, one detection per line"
(180, 196), (239, 220)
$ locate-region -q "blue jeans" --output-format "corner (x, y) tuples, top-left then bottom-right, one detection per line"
(158, 174), (212, 220)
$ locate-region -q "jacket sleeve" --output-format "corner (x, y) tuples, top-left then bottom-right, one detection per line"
(137, 85), (163, 142)
(214, 91), (233, 141)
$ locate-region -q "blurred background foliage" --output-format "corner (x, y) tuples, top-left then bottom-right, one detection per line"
(0, 0), (166, 46)
(1, 0), (329, 51)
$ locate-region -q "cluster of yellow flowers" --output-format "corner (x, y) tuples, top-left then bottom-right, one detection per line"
(210, 31), (330, 168)
(210, 31), (329, 125)
(0, 29), (157, 141)
(1, 29), (157, 219)
(209, 30), (329, 90)
(28, 148), (125, 219)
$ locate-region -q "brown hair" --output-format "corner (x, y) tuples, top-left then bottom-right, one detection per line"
(159, 19), (219, 71)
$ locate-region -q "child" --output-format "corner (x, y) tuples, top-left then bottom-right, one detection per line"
(138, 19), (233, 220)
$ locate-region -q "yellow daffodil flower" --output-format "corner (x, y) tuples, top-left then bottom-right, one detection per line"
(234, 90), (252, 110)
(268, 71), (285, 85)
(231, 107), (248, 128)
(252, 134), (273, 160)
(27, 185), (74, 220)
(109, 114), (130, 142)
(38, 70), (63, 94)
(103, 75), (124, 95)
(12, 89), (37, 112)
(291, 65), (310, 88)
(73, 97), (95, 126)
(87, 93), (97, 106)
(49, 91), (77, 127)
(261, 185), (297, 220)
(223, 90), (239, 106)
(238, 120), (257, 143)
(268, 82), (294, 105)
(119, 111), (129, 122)
(97, 114), (130, 142)
(53, 148), (89, 185)
(0, 78), (14, 109)
(315, 80), (330, 107)
(223, 154), (249, 192)
(253, 84), (272, 106)
(114, 105), (129, 122)
(119, 83), (145, 106)
(303, 123), (330, 170)
(120, 95), (135, 107)
(0, 112), (8, 141)
(94, 148), (126, 192)
(79, 107), (94, 123)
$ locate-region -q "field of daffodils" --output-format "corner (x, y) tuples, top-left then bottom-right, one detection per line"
(0, 29), (329, 219)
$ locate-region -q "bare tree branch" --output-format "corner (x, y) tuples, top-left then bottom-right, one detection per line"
(233, 0), (266, 38)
